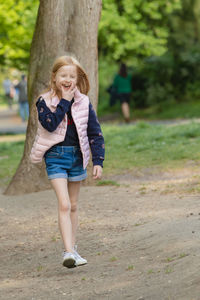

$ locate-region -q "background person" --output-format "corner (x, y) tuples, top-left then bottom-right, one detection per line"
(15, 74), (29, 122)
(112, 63), (132, 123)
(2, 77), (13, 109)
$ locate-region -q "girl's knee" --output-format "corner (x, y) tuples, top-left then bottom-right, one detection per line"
(71, 203), (77, 213)
(59, 201), (71, 213)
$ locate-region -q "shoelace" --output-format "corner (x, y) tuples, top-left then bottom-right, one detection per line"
(74, 250), (82, 259)
(63, 251), (74, 258)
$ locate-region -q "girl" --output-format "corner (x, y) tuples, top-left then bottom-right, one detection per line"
(30, 55), (105, 268)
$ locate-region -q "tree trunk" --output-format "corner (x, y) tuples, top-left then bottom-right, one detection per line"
(4, 0), (102, 195)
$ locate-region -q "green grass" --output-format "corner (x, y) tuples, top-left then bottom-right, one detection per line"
(133, 100), (200, 120)
(102, 121), (200, 175)
(1, 121), (200, 186)
(0, 141), (24, 187)
(98, 98), (200, 120)
(97, 180), (120, 186)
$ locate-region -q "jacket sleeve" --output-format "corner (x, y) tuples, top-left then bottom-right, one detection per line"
(112, 74), (118, 88)
(36, 96), (71, 132)
(87, 103), (105, 167)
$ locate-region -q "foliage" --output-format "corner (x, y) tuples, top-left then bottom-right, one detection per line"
(130, 0), (200, 107)
(0, 0), (39, 70)
(98, 46), (200, 115)
(1, 0), (200, 114)
(1, 0), (181, 69)
(99, 0), (181, 61)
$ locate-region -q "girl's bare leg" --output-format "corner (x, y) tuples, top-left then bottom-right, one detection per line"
(51, 178), (73, 253)
(67, 181), (81, 248)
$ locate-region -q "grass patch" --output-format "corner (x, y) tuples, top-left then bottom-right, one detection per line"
(126, 265), (134, 271)
(165, 253), (189, 263)
(110, 256), (117, 262)
(37, 265), (43, 272)
(2, 121), (200, 187)
(0, 140), (24, 187)
(133, 100), (200, 120)
(102, 121), (200, 176)
(98, 95), (200, 120)
(166, 257), (176, 263)
(97, 180), (120, 186)
(179, 253), (188, 259)
(165, 267), (173, 274)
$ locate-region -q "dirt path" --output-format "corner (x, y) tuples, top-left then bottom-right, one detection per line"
(0, 106), (27, 134)
(1, 167), (200, 300)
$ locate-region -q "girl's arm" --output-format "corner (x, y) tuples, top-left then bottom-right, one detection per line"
(36, 97), (71, 132)
(87, 103), (105, 168)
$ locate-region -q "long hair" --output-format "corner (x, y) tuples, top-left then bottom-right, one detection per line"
(49, 55), (90, 96)
(119, 63), (127, 78)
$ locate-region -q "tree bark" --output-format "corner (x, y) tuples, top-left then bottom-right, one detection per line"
(4, 0), (102, 195)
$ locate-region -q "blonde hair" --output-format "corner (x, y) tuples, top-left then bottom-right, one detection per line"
(49, 55), (90, 96)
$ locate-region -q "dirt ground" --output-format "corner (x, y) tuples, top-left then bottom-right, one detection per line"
(1, 166), (200, 300)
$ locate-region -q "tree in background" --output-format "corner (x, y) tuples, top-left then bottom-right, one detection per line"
(131, 0), (200, 109)
(1, 1), (200, 119)
(0, 0), (182, 69)
(99, 0), (181, 62)
(0, 0), (39, 69)
(97, 0), (182, 114)
(4, 0), (102, 195)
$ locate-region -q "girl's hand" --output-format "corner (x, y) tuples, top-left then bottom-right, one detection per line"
(61, 82), (77, 101)
(93, 165), (103, 180)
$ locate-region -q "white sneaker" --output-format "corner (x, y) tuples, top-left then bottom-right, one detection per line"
(62, 251), (76, 268)
(73, 245), (87, 266)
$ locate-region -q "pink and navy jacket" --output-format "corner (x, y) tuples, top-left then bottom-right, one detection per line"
(30, 89), (105, 169)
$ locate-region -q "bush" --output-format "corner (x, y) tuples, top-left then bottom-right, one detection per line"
(98, 45), (200, 116)
(131, 45), (200, 108)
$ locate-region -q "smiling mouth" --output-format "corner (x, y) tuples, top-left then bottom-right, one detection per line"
(61, 83), (72, 91)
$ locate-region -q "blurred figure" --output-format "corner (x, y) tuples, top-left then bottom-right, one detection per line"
(13, 79), (19, 102)
(112, 63), (132, 123)
(106, 83), (118, 107)
(3, 77), (13, 109)
(15, 75), (29, 122)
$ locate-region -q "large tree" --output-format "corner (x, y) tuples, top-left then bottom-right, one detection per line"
(4, 0), (102, 195)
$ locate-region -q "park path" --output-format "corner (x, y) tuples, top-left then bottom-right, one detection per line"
(1, 105), (200, 137)
(0, 105), (27, 135)
(1, 167), (200, 300)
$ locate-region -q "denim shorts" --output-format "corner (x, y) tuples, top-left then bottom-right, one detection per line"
(44, 146), (87, 181)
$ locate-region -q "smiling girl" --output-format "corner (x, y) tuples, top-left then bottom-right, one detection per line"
(30, 55), (105, 268)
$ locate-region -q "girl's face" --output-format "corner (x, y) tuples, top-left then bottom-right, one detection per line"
(54, 65), (77, 92)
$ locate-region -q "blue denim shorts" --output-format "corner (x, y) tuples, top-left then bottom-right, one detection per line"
(44, 146), (87, 181)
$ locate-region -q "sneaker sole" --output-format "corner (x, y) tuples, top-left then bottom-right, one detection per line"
(63, 258), (76, 268)
(75, 261), (87, 267)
